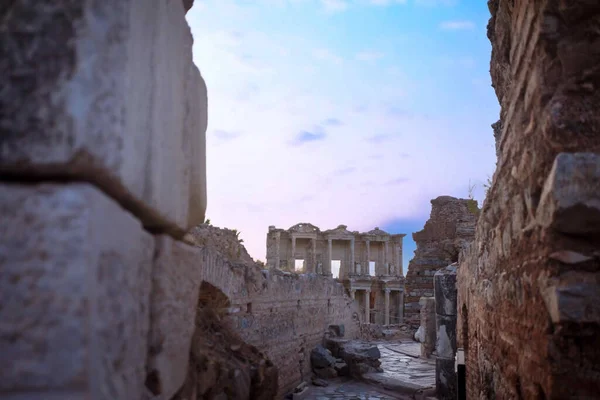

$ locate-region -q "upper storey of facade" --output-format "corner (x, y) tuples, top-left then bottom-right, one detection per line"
(266, 223), (406, 279)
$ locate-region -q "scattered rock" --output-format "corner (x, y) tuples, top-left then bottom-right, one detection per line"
(334, 361), (349, 376)
(311, 377), (329, 387)
(549, 250), (593, 264)
(328, 324), (345, 337)
(310, 344), (336, 369)
(313, 366), (337, 379)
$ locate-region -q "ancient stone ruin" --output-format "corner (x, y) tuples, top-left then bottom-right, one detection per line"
(267, 224), (406, 326)
(2, 0), (600, 398)
(456, 0), (600, 398)
(404, 197), (478, 326)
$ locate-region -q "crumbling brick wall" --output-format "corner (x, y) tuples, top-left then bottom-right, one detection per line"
(457, 1), (600, 398)
(404, 196), (478, 326)
(188, 225), (361, 397)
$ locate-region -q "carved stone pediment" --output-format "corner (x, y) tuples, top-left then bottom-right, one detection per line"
(366, 227), (389, 236)
(324, 224), (354, 238)
(288, 223), (320, 233)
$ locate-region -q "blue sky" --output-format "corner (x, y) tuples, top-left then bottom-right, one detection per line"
(186, 0), (498, 267)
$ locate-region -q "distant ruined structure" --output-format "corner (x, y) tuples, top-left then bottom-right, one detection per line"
(404, 196), (478, 326)
(266, 224), (406, 325)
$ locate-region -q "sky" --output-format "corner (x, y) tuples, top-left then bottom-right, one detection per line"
(186, 0), (499, 267)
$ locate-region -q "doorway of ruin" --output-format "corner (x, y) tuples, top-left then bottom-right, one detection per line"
(331, 260), (341, 279)
(369, 261), (376, 276)
(294, 259), (305, 272)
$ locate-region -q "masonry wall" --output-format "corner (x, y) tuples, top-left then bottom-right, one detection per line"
(404, 196), (478, 326)
(457, 1), (600, 398)
(190, 225), (361, 397)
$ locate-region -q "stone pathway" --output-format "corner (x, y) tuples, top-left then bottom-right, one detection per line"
(305, 378), (410, 399)
(304, 341), (436, 400)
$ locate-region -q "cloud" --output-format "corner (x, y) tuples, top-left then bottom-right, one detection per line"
(320, 0), (348, 12)
(313, 48), (344, 64)
(333, 167), (356, 176)
(439, 20), (475, 30)
(323, 117), (343, 126)
(213, 130), (242, 141)
(366, 134), (391, 143)
(291, 129), (327, 145)
(385, 177), (410, 185)
(355, 51), (385, 62)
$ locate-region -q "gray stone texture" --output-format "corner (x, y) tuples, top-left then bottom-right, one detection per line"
(0, 183), (154, 398)
(147, 236), (204, 399)
(537, 152), (600, 234)
(0, 0), (207, 236)
(418, 297), (436, 358)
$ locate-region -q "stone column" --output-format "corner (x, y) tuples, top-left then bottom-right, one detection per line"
(350, 238), (355, 274)
(399, 290), (404, 323)
(384, 241), (389, 270)
(351, 289), (356, 300)
(275, 232), (281, 270)
(384, 288), (390, 326)
(291, 236), (296, 272)
(434, 265), (458, 400)
(312, 238), (317, 273)
(419, 297), (436, 358)
(327, 238), (332, 275)
(365, 289), (371, 323)
(365, 240), (370, 275)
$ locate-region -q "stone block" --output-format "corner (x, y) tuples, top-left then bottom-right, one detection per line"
(537, 152), (600, 234)
(541, 271), (600, 324)
(0, 0), (207, 235)
(147, 236), (203, 399)
(436, 357), (457, 400)
(435, 315), (457, 360)
(0, 183), (154, 398)
(434, 265), (458, 316)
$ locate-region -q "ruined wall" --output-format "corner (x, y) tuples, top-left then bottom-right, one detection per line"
(188, 225), (361, 397)
(457, 1), (600, 399)
(0, 1), (210, 399)
(404, 196), (478, 326)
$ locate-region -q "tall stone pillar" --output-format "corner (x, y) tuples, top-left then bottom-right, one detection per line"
(365, 240), (370, 275)
(398, 290), (405, 323)
(327, 238), (332, 275)
(291, 236), (296, 272)
(365, 289), (371, 323)
(274, 232), (281, 270)
(384, 241), (389, 270)
(311, 238), (317, 273)
(434, 265), (458, 400)
(384, 289), (390, 325)
(419, 297), (436, 358)
(350, 238), (355, 274)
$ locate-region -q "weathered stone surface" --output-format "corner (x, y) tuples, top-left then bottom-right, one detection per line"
(0, 0), (207, 235)
(328, 324), (345, 338)
(434, 264), (458, 316)
(537, 152), (600, 234)
(0, 183), (153, 398)
(419, 297), (436, 358)
(337, 342), (382, 378)
(310, 345), (336, 369)
(334, 361), (349, 376)
(147, 236), (203, 399)
(313, 367), (337, 379)
(541, 271), (600, 324)
(457, 0), (600, 398)
(405, 197), (477, 326)
(435, 315), (457, 360)
(435, 358), (457, 400)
